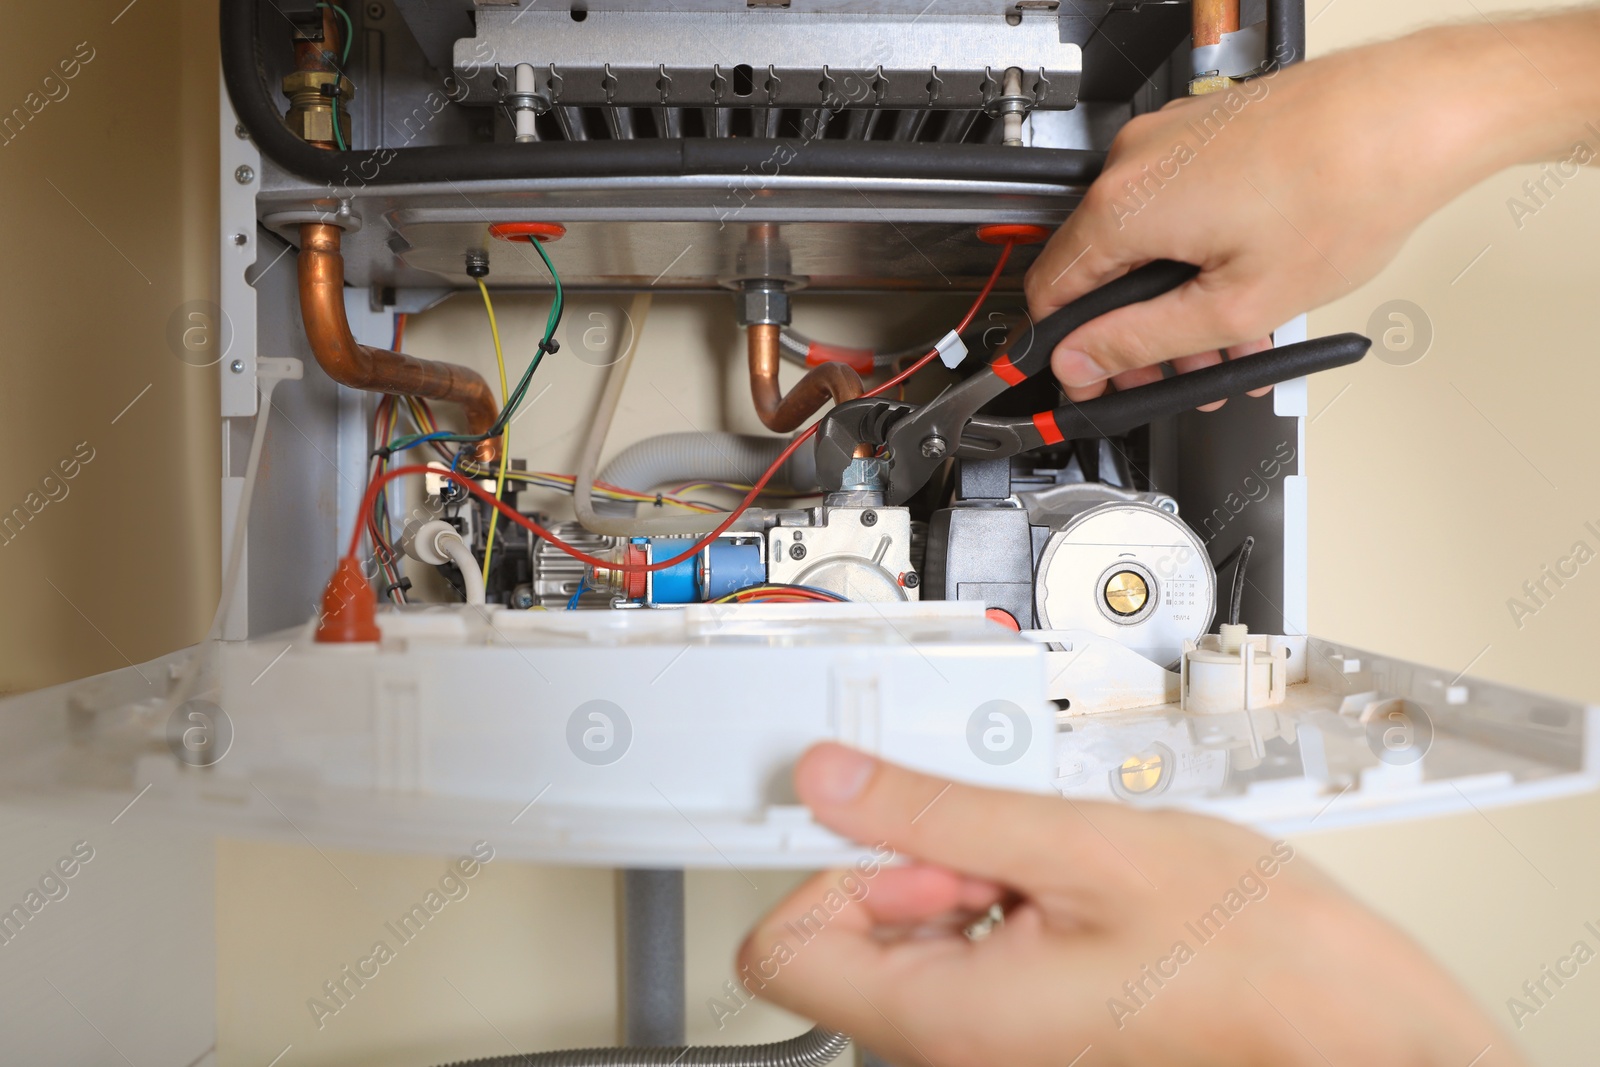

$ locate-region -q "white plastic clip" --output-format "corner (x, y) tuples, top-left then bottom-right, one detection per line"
(935, 329), (968, 369)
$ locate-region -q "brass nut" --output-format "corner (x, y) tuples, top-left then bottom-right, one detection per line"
(282, 71), (354, 144)
(286, 106), (352, 144)
(282, 70), (354, 101)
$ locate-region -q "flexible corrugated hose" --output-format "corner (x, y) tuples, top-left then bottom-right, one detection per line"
(595, 432), (818, 518)
(430, 1025), (850, 1067)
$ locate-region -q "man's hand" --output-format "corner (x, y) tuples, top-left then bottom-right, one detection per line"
(741, 743), (1524, 1067)
(1025, 15), (1600, 402)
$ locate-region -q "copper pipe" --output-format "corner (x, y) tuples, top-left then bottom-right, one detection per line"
(295, 5), (342, 75)
(1192, 0), (1240, 48)
(747, 323), (864, 433)
(298, 223), (501, 462)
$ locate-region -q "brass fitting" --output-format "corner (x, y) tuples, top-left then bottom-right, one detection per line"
(282, 69), (354, 146)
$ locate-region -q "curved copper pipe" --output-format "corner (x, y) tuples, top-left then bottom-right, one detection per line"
(298, 223), (501, 462)
(747, 323), (864, 433)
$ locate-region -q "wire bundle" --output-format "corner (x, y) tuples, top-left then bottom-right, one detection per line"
(380, 239), (565, 458)
(350, 238), (1019, 582)
(316, 2), (353, 151)
(455, 466), (722, 513)
(710, 583), (849, 605)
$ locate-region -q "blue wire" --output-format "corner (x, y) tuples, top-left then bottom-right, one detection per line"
(388, 430), (451, 453)
(566, 577), (588, 611)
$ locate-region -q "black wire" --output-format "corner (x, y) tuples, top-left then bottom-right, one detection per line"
(1213, 535), (1255, 627)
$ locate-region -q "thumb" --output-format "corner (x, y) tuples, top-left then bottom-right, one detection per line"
(795, 743), (1139, 898)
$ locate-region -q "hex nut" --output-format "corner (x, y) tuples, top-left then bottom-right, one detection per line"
(736, 285), (791, 326)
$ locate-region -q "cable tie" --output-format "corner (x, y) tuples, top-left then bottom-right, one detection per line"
(935, 329), (969, 369)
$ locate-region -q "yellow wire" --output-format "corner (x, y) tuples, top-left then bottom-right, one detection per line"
(476, 279), (512, 586)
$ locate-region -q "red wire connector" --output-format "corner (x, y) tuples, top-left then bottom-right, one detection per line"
(315, 557), (382, 643)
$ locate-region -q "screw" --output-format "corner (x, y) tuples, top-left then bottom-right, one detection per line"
(903, 571), (921, 589)
(464, 250), (490, 278)
(366, 1), (385, 16)
(234, 165), (255, 184)
(234, 123), (250, 139)
(860, 509), (878, 527)
(788, 543), (807, 561)
(229, 359), (245, 374)
(231, 233), (248, 246)
(919, 434), (947, 459)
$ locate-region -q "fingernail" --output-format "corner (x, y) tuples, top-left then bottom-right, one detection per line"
(807, 745), (877, 804)
(1054, 348), (1108, 388)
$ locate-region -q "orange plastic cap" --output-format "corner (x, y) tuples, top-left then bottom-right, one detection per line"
(488, 222), (568, 243)
(976, 224), (1050, 246)
(985, 607), (1022, 631)
(315, 557), (381, 643)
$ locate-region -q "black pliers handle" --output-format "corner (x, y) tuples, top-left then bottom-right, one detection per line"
(815, 260), (1371, 505)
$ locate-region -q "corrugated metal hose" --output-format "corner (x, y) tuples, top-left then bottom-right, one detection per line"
(431, 1025), (850, 1067)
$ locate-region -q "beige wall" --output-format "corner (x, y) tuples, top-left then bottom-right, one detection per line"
(1298, 3), (1600, 1064)
(5, 0), (1600, 1064)
(0, 0), (220, 697)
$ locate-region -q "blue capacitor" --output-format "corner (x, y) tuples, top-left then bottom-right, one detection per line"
(700, 539), (766, 600)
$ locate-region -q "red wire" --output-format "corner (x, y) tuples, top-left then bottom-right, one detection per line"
(344, 240), (1021, 575)
(874, 239), (1013, 395)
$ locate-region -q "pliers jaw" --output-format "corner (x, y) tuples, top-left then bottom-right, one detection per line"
(814, 259), (1372, 507)
(812, 397), (916, 502)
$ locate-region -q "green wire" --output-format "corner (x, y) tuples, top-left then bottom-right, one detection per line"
(317, 2), (353, 149)
(380, 237), (565, 455)
(317, 2), (354, 64)
(329, 100), (347, 151)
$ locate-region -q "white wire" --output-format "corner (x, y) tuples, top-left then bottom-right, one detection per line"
(162, 370), (289, 720)
(437, 532), (486, 606)
(211, 376), (284, 639)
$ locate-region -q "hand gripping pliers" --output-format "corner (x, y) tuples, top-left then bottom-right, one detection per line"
(814, 260), (1371, 505)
